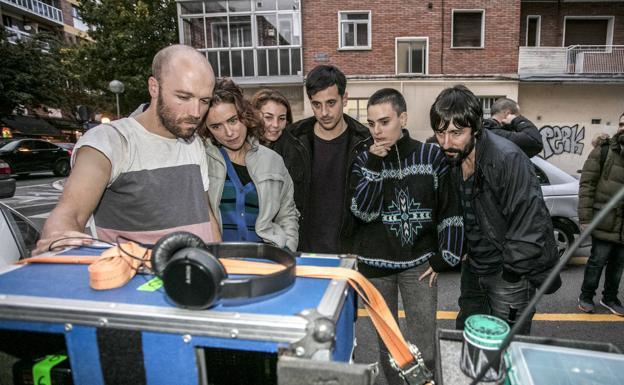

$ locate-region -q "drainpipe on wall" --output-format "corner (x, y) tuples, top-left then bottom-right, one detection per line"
(441, 0), (445, 74)
(556, 0), (561, 46)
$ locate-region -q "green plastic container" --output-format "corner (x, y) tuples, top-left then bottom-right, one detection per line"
(460, 314), (510, 382)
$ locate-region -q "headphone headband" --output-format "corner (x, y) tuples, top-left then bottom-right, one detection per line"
(209, 242), (296, 300)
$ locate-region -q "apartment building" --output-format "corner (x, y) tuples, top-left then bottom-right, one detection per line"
(518, 1), (624, 173)
(176, 0), (623, 173)
(0, 0), (89, 46)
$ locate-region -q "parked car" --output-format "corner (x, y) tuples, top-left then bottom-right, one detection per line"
(531, 157), (591, 258)
(0, 201), (40, 262)
(0, 159), (16, 199)
(0, 139), (70, 177)
(56, 142), (75, 157)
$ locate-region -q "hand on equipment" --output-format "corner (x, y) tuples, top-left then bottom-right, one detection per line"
(33, 231), (95, 255)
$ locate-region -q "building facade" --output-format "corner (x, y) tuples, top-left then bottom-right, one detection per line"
(0, 0), (90, 45)
(177, 0), (624, 174)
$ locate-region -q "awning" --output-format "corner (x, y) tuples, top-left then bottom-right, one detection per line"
(0, 115), (62, 137)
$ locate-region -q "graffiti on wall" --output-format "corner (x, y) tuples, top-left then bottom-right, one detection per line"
(539, 124), (585, 160)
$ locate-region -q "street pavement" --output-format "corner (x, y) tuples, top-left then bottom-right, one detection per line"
(2, 174), (63, 229)
(3, 175), (624, 373)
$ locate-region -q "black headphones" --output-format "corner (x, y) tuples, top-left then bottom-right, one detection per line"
(151, 232), (296, 309)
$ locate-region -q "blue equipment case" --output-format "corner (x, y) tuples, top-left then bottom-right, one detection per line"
(0, 247), (356, 385)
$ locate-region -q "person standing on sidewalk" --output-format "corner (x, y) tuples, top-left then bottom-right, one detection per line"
(577, 112), (624, 317)
(350, 88), (464, 384)
(430, 85), (561, 335)
(289, 64), (369, 253)
(482, 97), (543, 158)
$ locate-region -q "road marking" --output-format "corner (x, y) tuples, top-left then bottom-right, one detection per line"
(10, 202), (57, 209)
(15, 182), (62, 189)
(29, 212), (51, 219)
(357, 309), (624, 322)
(569, 256), (589, 265)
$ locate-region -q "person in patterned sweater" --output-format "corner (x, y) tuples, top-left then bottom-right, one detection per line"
(350, 88), (464, 384)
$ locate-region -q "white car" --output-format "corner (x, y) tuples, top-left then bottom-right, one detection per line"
(531, 157), (591, 258)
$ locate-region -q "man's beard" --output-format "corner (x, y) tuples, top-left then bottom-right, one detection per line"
(443, 135), (476, 167)
(157, 92), (200, 140)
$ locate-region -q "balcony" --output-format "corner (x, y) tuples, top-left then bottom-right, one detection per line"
(201, 46), (302, 85)
(0, 0), (64, 25)
(4, 26), (50, 51)
(518, 45), (624, 80)
(4, 25), (32, 44)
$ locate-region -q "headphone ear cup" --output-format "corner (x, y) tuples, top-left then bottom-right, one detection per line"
(162, 248), (227, 309)
(151, 232), (206, 276)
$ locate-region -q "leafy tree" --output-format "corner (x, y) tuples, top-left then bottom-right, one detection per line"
(0, 29), (74, 117)
(69, 0), (178, 116)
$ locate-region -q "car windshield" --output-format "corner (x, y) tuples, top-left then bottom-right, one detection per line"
(0, 141), (19, 151)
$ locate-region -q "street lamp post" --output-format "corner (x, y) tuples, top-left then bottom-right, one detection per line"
(108, 80), (125, 119)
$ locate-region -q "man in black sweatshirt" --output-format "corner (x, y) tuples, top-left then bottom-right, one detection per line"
(483, 97), (543, 157)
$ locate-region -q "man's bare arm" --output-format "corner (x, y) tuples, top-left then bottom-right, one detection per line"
(33, 147), (112, 255)
(206, 192), (222, 242)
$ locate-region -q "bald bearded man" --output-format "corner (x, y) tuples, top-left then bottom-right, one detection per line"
(34, 45), (220, 254)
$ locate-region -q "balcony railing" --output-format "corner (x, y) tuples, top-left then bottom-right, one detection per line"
(4, 26), (32, 44)
(4, 26), (51, 51)
(567, 45), (624, 74)
(0, 0), (64, 24)
(201, 46), (302, 83)
(519, 45), (624, 77)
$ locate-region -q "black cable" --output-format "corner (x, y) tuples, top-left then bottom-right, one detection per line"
(469, 184), (624, 385)
(48, 236), (113, 252)
(115, 235), (155, 275)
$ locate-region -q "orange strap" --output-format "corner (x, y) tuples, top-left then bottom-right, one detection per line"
(225, 259), (414, 368)
(17, 243), (151, 290)
(19, 245), (415, 369)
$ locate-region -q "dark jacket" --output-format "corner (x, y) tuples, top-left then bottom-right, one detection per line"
(350, 131), (465, 272)
(279, 114), (369, 252)
(484, 115), (543, 158)
(271, 129), (308, 228)
(454, 129), (561, 292)
(578, 132), (624, 244)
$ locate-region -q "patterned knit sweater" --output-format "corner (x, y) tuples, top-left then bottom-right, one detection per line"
(350, 131), (464, 271)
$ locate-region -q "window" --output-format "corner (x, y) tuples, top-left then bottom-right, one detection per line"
(478, 96), (504, 119)
(563, 17), (613, 46)
(533, 165), (549, 185)
(179, 1), (302, 80)
(180, 1), (206, 14)
(2, 15), (13, 28)
(257, 13), (300, 46)
(71, 6), (81, 20)
(526, 16), (540, 47)
(396, 38), (428, 74)
(339, 11), (371, 50)
(344, 98), (369, 124)
(452, 10), (484, 48)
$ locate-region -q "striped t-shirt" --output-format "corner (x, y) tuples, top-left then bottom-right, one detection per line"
(72, 118), (214, 244)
